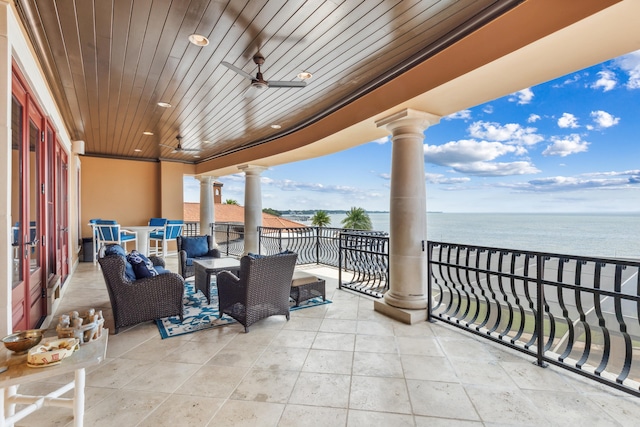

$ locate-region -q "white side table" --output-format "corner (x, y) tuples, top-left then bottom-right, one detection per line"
(0, 331), (108, 427)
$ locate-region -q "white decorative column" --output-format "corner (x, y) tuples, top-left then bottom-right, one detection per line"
(197, 175), (217, 248)
(238, 165), (266, 255)
(374, 109), (440, 324)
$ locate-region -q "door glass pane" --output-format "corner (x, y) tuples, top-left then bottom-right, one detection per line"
(29, 119), (40, 273)
(11, 95), (23, 287)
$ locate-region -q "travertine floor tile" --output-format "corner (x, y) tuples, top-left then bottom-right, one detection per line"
(207, 399), (284, 427)
(279, 405), (348, 427)
(349, 376), (412, 414)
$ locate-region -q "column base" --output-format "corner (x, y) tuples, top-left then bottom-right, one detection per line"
(374, 299), (428, 325)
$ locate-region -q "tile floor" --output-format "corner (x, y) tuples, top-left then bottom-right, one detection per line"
(13, 258), (640, 426)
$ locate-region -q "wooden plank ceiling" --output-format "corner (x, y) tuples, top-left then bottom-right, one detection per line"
(15, 0), (518, 163)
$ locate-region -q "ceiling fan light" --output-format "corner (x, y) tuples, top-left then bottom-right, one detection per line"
(297, 71), (313, 80)
(188, 34), (209, 46)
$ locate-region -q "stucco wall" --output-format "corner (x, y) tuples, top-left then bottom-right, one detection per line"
(80, 157), (161, 239)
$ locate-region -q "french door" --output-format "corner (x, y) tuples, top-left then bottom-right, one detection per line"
(11, 70), (47, 330)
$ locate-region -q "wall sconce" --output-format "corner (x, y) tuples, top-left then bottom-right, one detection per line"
(72, 140), (85, 155)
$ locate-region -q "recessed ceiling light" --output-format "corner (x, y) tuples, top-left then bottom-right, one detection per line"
(134, 149), (142, 152)
(143, 131), (154, 136)
(297, 71), (313, 80)
(203, 140), (211, 144)
(157, 102), (172, 108)
(193, 155), (201, 158)
(188, 34), (209, 46)
(270, 124), (282, 129)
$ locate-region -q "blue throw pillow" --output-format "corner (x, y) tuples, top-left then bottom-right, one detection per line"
(248, 252), (266, 259)
(127, 250), (159, 279)
(104, 244), (136, 281)
(182, 236), (209, 258)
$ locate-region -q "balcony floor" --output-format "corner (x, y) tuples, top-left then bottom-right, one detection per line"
(16, 258), (640, 426)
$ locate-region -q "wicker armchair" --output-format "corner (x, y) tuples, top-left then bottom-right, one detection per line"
(217, 252), (298, 332)
(177, 235), (221, 279)
(98, 254), (184, 333)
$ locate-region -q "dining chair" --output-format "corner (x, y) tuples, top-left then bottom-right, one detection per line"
(94, 220), (137, 261)
(148, 217), (167, 231)
(149, 220), (184, 257)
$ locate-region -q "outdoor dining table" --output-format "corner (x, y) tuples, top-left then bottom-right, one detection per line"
(121, 225), (161, 257)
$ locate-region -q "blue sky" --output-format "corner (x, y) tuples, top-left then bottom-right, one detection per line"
(185, 50), (640, 213)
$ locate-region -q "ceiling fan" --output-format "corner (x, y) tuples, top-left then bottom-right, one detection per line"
(159, 135), (201, 153)
(222, 52), (307, 98)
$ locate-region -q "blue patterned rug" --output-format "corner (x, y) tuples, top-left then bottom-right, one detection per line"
(156, 281), (331, 338)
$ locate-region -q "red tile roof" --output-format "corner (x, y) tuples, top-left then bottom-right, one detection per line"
(183, 202), (306, 228)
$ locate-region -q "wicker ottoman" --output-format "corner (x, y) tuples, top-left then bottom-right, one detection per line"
(290, 271), (326, 307)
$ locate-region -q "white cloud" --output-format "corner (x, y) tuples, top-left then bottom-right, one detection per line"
(527, 114), (541, 123)
(453, 161), (540, 176)
(590, 70), (617, 91)
(557, 113), (579, 128)
(590, 110), (620, 128)
(424, 140), (538, 177)
(424, 173), (471, 184)
(509, 88), (534, 104)
(523, 170), (640, 192)
(425, 139), (521, 165)
(615, 49), (640, 89)
(542, 134), (589, 157)
(482, 105), (494, 114)
(370, 136), (389, 144)
(468, 121), (543, 146)
(444, 110), (472, 120)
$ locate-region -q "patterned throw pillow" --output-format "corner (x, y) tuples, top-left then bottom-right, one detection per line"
(126, 250), (159, 279)
(104, 244), (136, 281)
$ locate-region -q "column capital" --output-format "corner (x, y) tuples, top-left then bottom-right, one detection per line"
(196, 175), (216, 184)
(238, 164), (268, 175)
(375, 108), (441, 132)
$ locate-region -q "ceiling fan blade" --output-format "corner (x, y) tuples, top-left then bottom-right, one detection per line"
(180, 148), (201, 152)
(267, 80), (307, 88)
(159, 143), (175, 149)
(221, 61), (254, 80)
(243, 85), (263, 99)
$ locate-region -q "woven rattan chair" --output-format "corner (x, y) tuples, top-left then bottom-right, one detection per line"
(177, 235), (220, 279)
(98, 254), (184, 333)
(217, 252), (298, 332)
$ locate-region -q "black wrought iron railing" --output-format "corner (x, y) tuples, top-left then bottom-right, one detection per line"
(183, 221), (200, 236)
(428, 241), (640, 397)
(192, 222), (640, 396)
(212, 223), (245, 257)
(338, 232), (389, 297)
(258, 226), (387, 267)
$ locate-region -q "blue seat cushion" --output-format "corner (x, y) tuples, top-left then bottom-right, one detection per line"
(186, 258), (194, 266)
(126, 250), (159, 279)
(149, 231), (164, 239)
(154, 266), (170, 275)
(104, 244), (136, 281)
(182, 236), (209, 258)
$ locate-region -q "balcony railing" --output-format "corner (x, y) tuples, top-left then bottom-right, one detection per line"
(184, 222), (246, 257)
(428, 241), (640, 397)
(195, 223), (640, 396)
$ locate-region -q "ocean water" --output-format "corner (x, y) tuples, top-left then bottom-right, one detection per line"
(304, 212), (640, 259)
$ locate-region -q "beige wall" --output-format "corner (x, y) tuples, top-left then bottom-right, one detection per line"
(80, 157), (161, 239)
(79, 156), (195, 253)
